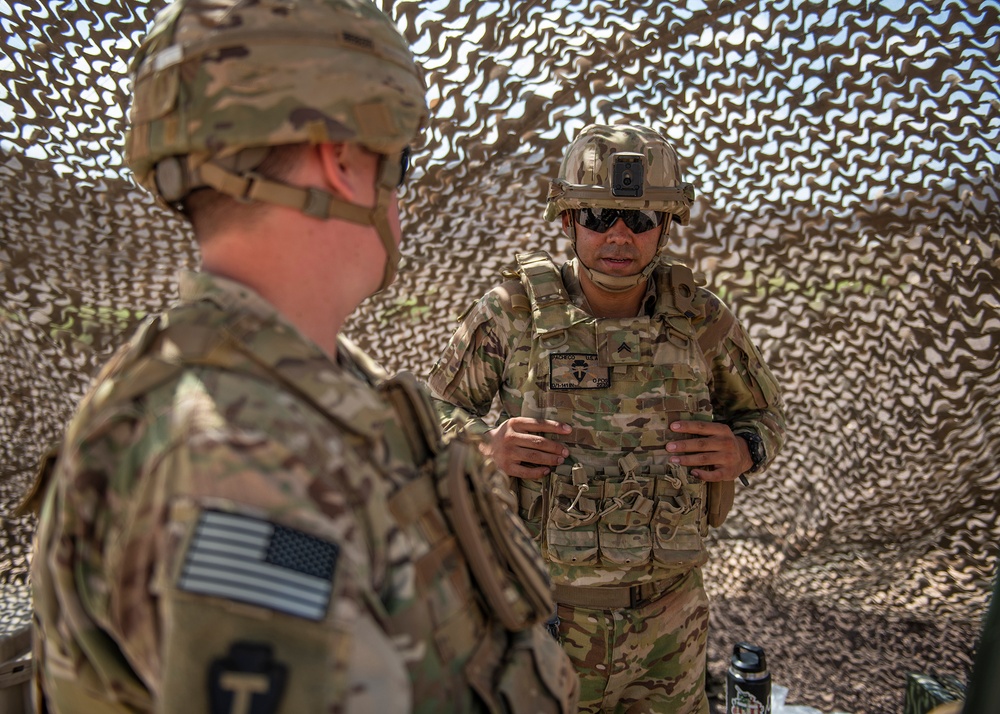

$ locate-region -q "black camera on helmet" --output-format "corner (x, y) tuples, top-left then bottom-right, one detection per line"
(610, 152), (644, 198)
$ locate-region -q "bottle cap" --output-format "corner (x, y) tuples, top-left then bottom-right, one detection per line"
(730, 642), (768, 675)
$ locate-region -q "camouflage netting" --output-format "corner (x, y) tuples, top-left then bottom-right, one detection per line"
(2, 0), (998, 711)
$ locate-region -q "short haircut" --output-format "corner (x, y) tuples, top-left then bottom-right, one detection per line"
(184, 143), (313, 238)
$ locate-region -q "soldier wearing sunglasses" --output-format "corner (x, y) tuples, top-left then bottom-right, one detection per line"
(429, 123), (786, 714)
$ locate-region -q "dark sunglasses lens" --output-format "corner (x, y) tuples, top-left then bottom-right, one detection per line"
(577, 208), (662, 233)
(577, 208), (613, 232)
(622, 210), (662, 233)
(397, 146), (411, 188)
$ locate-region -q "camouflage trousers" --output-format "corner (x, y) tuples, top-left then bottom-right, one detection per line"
(555, 568), (709, 714)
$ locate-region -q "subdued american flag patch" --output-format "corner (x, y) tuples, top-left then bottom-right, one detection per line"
(178, 510), (339, 621)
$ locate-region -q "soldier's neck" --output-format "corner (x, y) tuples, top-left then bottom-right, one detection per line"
(580, 272), (647, 318)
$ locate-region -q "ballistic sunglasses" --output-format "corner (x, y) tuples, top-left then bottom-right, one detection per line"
(397, 146), (411, 188)
(574, 207), (665, 234)
(379, 146), (412, 191)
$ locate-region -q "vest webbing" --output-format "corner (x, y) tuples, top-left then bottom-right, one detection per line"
(514, 250), (698, 344)
(512, 251), (736, 531)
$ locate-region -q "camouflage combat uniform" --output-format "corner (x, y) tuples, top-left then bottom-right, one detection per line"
(31, 272), (578, 713)
(429, 254), (785, 713)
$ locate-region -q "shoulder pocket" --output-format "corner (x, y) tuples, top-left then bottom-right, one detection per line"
(725, 332), (781, 409)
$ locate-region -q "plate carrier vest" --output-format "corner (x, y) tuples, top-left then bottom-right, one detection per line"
(508, 251), (734, 587)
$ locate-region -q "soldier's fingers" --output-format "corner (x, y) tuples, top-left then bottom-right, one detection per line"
(510, 445), (564, 467)
(691, 467), (730, 482)
(670, 451), (722, 467)
(510, 434), (569, 456)
(670, 420), (727, 436)
(665, 437), (712, 454)
(509, 417), (572, 436)
(506, 462), (552, 481)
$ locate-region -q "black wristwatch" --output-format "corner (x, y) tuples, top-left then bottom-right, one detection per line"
(735, 431), (767, 474)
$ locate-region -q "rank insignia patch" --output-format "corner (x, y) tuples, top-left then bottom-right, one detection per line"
(603, 329), (642, 364)
(550, 353), (610, 389)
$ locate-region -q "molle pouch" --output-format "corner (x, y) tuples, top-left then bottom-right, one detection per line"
(440, 437), (555, 632)
(545, 468), (600, 566)
(497, 626), (579, 714)
(516, 477), (545, 540)
(382, 371), (553, 632)
(707, 480), (735, 528)
(651, 466), (708, 567)
(597, 475), (654, 567)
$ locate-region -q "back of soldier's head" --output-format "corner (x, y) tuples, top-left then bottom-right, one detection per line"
(123, 0), (428, 219)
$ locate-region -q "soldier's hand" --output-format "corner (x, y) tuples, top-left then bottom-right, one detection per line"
(484, 418), (571, 480)
(666, 421), (753, 482)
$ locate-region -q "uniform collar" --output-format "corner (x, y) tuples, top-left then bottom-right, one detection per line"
(179, 270), (283, 323)
(179, 272), (385, 434)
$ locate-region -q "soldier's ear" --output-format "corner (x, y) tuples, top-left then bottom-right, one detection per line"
(317, 142), (367, 203)
(561, 211), (571, 234)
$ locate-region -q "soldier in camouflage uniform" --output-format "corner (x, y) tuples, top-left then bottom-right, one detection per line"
(28, 1), (579, 712)
(428, 124), (786, 713)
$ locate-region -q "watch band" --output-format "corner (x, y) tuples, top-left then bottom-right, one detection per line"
(736, 431), (767, 474)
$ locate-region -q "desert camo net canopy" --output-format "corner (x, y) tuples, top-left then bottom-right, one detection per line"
(1, 0), (998, 711)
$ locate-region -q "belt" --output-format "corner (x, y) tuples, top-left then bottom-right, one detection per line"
(553, 575), (684, 609)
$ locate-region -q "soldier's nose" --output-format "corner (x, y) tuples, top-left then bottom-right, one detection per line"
(606, 221), (633, 242)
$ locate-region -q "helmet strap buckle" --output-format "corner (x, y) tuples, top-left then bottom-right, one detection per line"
(302, 188), (332, 219)
(236, 172), (263, 203)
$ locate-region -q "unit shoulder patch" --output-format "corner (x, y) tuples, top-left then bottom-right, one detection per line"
(209, 642), (287, 714)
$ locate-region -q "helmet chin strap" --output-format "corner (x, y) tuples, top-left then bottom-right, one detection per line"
(370, 181), (400, 293)
(197, 154), (402, 293)
(572, 214), (673, 293)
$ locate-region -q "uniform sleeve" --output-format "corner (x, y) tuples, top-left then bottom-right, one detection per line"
(32, 417), (157, 711)
(696, 291), (786, 471)
(144, 433), (413, 714)
(427, 287), (518, 435)
(60, 393), (414, 712)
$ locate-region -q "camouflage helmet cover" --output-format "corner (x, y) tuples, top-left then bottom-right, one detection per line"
(544, 124), (695, 224)
(124, 0), (429, 196)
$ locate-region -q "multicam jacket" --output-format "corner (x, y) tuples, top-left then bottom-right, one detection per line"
(428, 253), (785, 588)
(30, 272), (577, 714)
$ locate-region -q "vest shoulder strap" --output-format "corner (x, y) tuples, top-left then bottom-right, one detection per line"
(515, 251), (587, 345)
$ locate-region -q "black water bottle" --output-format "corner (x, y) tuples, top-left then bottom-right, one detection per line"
(726, 642), (771, 714)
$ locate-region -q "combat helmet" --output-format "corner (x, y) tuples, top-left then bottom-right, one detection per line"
(124, 0), (429, 292)
(544, 124), (695, 291)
